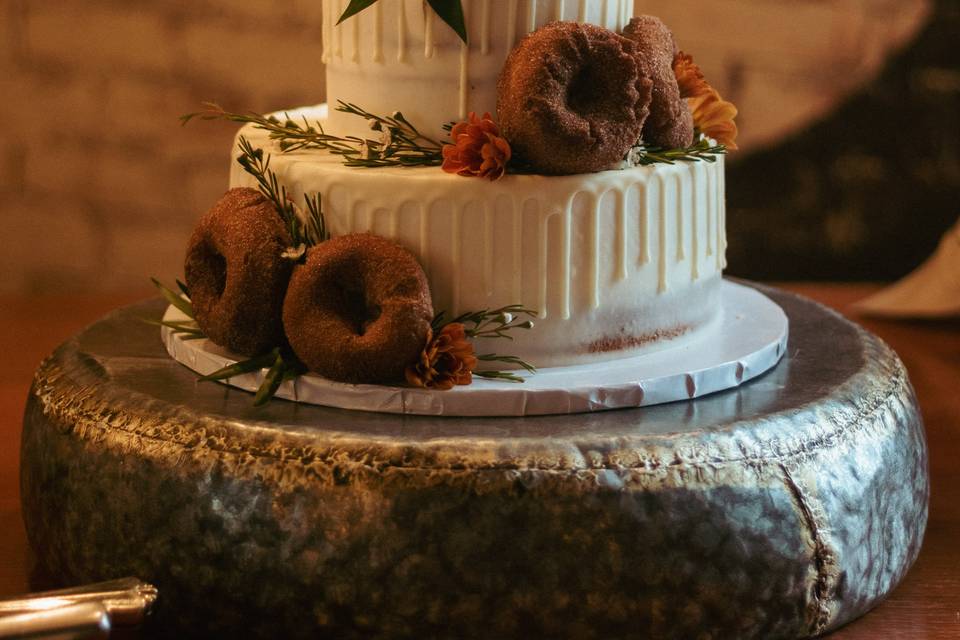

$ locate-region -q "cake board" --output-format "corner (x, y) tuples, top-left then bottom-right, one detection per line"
(19, 283), (928, 639)
(161, 280), (789, 416)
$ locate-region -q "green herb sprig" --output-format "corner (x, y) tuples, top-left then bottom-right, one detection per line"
(183, 101), (445, 169)
(199, 346), (307, 407)
(432, 304), (538, 382)
(148, 278), (307, 407)
(144, 279), (204, 339)
(236, 136), (329, 249)
(629, 136), (727, 166)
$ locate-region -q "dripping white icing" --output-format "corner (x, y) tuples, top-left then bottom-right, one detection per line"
(675, 173), (685, 262)
(615, 188), (628, 281)
(639, 182), (650, 265)
(424, 9), (434, 59)
(372, 2), (383, 62)
(388, 206), (398, 237)
(715, 162), (723, 270)
(537, 208), (548, 319)
(658, 178), (668, 293)
(483, 202), (494, 296)
(690, 164), (700, 280)
(561, 201), (572, 319)
(333, 0), (343, 58)
(397, 3), (407, 62)
(506, 1), (518, 51)
(590, 193), (600, 309)
(321, 1), (331, 63)
(459, 0), (471, 118)
(418, 203), (429, 273)
(720, 166), (728, 268)
(706, 164), (714, 256)
(458, 39), (469, 118)
(350, 8), (360, 62)
(480, 0), (491, 55)
(452, 207), (462, 311)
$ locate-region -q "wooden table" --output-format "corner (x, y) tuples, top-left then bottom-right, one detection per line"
(1, 285), (957, 638)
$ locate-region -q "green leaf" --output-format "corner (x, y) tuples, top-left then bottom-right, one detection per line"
(199, 349), (279, 382)
(139, 317), (205, 339)
(474, 370), (525, 383)
(337, 0), (378, 25)
(476, 353), (537, 374)
(254, 351), (288, 406)
(426, 0), (468, 44)
(151, 277), (194, 319)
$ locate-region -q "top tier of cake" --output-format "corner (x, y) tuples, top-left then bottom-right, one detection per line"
(322, 0), (633, 138)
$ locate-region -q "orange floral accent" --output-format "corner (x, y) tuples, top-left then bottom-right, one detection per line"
(673, 52), (739, 150)
(405, 323), (479, 390)
(442, 112), (512, 180)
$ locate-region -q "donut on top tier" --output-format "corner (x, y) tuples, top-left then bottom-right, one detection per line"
(622, 15), (694, 149)
(497, 21), (653, 175)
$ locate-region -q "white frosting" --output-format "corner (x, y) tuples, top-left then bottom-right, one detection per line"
(322, 0), (634, 138)
(229, 106), (728, 368)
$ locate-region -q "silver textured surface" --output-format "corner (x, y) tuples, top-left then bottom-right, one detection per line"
(19, 283), (928, 639)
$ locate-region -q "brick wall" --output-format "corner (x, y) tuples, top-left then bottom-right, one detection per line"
(0, 0), (932, 293)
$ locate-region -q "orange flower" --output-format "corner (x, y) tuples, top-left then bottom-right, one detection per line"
(442, 112), (511, 180)
(673, 52), (739, 150)
(405, 323), (479, 390)
(673, 52), (710, 100)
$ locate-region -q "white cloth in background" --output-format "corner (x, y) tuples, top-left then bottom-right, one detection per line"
(855, 217), (960, 318)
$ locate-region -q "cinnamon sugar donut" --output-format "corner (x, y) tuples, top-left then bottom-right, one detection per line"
(497, 21), (653, 175)
(184, 188), (293, 356)
(283, 234), (433, 384)
(622, 16), (694, 149)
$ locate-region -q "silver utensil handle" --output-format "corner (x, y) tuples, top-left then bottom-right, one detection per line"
(0, 578), (157, 627)
(0, 602), (110, 640)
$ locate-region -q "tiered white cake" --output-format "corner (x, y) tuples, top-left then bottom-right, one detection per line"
(230, 0), (727, 368)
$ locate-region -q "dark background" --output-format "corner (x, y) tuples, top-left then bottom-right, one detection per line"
(726, 0), (958, 280)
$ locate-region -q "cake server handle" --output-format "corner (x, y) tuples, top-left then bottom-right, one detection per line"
(0, 577), (157, 627)
(0, 601), (110, 639)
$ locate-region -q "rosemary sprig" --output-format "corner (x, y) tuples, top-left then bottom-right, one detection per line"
(473, 352), (537, 383)
(435, 304), (537, 339)
(183, 101), (444, 168)
(628, 136), (727, 166)
(151, 277), (194, 319)
(141, 318), (205, 341)
(430, 304), (539, 382)
(476, 353), (537, 373)
(199, 347), (307, 406)
(144, 280), (202, 339)
(199, 349), (279, 382)
(235, 136), (329, 250)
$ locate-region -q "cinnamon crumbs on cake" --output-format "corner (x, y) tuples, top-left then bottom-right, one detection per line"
(587, 325), (692, 354)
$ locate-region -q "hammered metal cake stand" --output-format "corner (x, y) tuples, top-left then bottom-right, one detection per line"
(20, 283), (928, 639)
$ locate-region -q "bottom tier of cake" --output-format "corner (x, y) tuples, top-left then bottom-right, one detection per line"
(228, 105), (728, 367)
